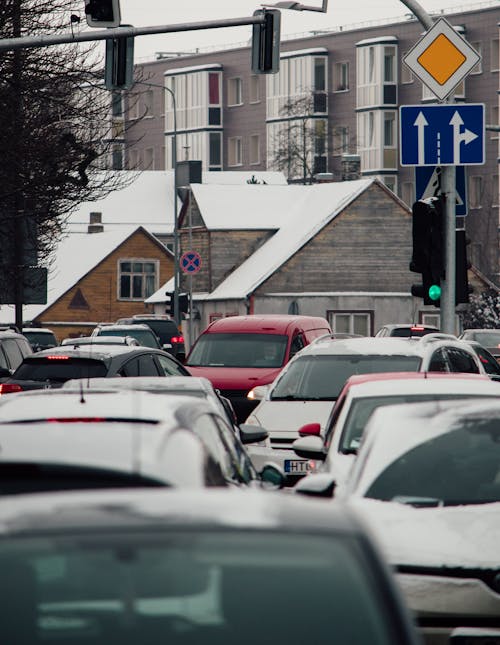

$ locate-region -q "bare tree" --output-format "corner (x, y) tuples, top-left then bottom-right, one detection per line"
(0, 0), (138, 323)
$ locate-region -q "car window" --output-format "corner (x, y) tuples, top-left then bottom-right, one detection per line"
(213, 416), (255, 484)
(0, 346), (9, 371)
(365, 420), (500, 505)
(289, 334), (305, 360)
(99, 328), (160, 349)
(191, 413), (238, 482)
(271, 355), (422, 401)
(187, 333), (288, 368)
(428, 349), (449, 372)
(2, 339), (24, 371)
(155, 354), (188, 376)
(119, 355), (159, 377)
(473, 346), (500, 375)
(0, 532), (401, 645)
(446, 348), (479, 373)
(13, 358), (108, 381)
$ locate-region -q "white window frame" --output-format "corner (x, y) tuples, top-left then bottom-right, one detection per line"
(118, 259), (159, 301)
(491, 39), (499, 72)
(328, 311), (372, 336)
(333, 61), (349, 92)
(228, 136), (242, 167)
(228, 77), (243, 106)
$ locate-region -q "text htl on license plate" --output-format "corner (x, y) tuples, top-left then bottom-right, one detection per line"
(284, 459), (311, 474)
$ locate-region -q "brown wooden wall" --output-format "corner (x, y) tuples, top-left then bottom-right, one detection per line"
(35, 230), (173, 342)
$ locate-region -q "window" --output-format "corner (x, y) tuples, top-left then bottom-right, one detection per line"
(383, 111), (395, 146)
(333, 125), (349, 156)
(334, 61), (349, 91)
(250, 75), (260, 103)
(156, 354), (187, 376)
(111, 92), (123, 117)
(383, 46), (396, 83)
(469, 175), (483, 209)
(382, 176), (397, 193)
(314, 57), (326, 91)
(143, 89), (154, 116)
(144, 147), (154, 169)
(128, 149), (140, 170)
(470, 42), (482, 74)
(111, 144), (123, 170)
(209, 132), (222, 169)
(119, 260), (158, 300)
(329, 312), (371, 336)
(491, 39), (499, 72)
(249, 134), (260, 165)
(228, 137), (242, 166)
(120, 355), (160, 377)
(228, 77), (243, 106)
(446, 348), (479, 374)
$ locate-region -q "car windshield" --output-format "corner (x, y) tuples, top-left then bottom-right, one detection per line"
(364, 418), (500, 505)
(470, 331), (500, 347)
(13, 358), (108, 382)
(187, 333), (288, 368)
(271, 355), (422, 401)
(0, 531), (398, 645)
(23, 332), (56, 346)
(99, 329), (159, 348)
(337, 393), (499, 453)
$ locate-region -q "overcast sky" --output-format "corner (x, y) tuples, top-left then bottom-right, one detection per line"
(113, 0), (490, 61)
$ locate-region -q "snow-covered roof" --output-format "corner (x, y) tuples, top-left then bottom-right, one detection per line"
(65, 170), (287, 237)
(281, 47), (328, 58)
(1, 227), (145, 323)
(146, 178), (375, 303)
(207, 178), (373, 299)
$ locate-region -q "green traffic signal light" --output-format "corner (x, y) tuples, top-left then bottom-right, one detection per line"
(428, 284), (441, 301)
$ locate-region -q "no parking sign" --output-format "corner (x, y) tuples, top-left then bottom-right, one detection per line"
(180, 251), (202, 274)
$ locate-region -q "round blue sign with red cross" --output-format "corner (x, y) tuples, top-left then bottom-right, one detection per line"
(180, 251), (202, 274)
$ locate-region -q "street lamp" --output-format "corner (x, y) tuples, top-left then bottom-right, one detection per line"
(136, 81), (180, 326)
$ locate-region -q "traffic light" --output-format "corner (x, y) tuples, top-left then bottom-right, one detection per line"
(84, 0), (121, 28)
(165, 291), (174, 317)
(409, 196), (444, 306)
(179, 293), (189, 315)
(105, 35), (134, 90)
(251, 10), (281, 74)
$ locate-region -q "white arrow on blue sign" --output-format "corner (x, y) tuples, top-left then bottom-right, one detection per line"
(400, 104), (484, 166)
(415, 166), (467, 216)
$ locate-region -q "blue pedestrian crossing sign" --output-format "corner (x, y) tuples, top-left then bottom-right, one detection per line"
(400, 104), (484, 166)
(415, 166), (467, 216)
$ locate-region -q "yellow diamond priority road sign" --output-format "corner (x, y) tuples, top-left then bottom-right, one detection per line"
(403, 18), (481, 101)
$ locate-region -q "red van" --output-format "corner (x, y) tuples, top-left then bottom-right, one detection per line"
(185, 315), (331, 422)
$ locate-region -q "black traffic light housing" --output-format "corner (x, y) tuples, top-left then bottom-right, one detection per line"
(410, 196), (444, 307)
(251, 10), (281, 74)
(85, 0), (121, 28)
(165, 292), (189, 317)
(105, 34), (134, 90)
(455, 229), (472, 304)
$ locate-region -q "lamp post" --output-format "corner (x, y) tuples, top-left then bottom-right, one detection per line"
(137, 81), (180, 326)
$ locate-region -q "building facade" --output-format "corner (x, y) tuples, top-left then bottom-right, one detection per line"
(120, 2), (500, 282)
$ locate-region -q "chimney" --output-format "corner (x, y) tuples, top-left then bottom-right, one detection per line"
(88, 212), (104, 234)
(341, 154), (361, 181)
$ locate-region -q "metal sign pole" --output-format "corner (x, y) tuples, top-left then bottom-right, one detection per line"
(440, 165), (456, 334)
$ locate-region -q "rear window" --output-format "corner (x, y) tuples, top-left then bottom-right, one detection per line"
(0, 463), (166, 495)
(134, 320), (180, 343)
(98, 329), (159, 349)
(391, 327), (436, 337)
(187, 333), (288, 368)
(23, 332), (57, 346)
(13, 358), (108, 382)
(272, 354), (422, 401)
(0, 531), (400, 645)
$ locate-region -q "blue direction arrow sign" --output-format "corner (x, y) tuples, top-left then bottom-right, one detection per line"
(415, 166), (467, 216)
(400, 104), (484, 166)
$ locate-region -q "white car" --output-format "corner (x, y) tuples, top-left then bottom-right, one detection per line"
(0, 389), (281, 489)
(292, 372), (500, 488)
(245, 336), (486, 483)
(305, 399), (500, 644)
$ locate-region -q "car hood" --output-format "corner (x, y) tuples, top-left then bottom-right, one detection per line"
(348, 498), (500, 569)
(250, 400), (333, 433)
(186, 366), (282, 391)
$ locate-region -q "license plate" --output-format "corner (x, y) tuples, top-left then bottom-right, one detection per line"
(284, 460), (309, 474)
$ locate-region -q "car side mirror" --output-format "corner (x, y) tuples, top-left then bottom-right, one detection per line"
(239, 424), (269, 445)
(247, 384), (270, 401)
(259, 462), (285, 490)
(298, 422), (321, 437)
(294, 473), (336, 498)
(293, 436), (326, 461)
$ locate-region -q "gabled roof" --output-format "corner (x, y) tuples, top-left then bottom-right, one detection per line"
(204, 178), (373, 299)
(146, 177), (378, 303)
(19, 226), (161, 322)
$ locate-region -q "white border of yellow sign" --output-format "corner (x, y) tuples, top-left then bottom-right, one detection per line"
(403, 17), (481, 101)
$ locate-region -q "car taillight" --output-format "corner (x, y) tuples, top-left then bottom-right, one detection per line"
(45, 355), (70, 360)
(171, 336), (184, 344)
(0, 383), (23, 395)
(46, 417), (106, 423)
(410, 326), (425, 331)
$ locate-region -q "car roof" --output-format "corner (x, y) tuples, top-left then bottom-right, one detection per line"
(63, 375), (213, 396)
(203, 314), (329, 334)
(98, 323), (153, 331)
(61, 336), (140, 346)
(27, 344), (159, 359)
(0, 488), (362, 537)
(22, 328), (54, 334)
(0, 389), (193, 424)
(378, 324), (439, 331)
(341, 373), (500, 399)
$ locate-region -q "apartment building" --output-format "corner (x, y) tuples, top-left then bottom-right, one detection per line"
(119, 1), (500, 282)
